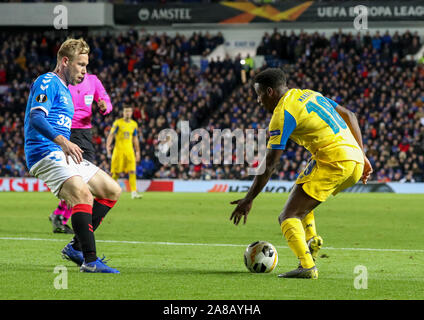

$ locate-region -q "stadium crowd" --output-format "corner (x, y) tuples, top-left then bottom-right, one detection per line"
(0, 28), (423, 183)
(256, 29), (424, 183)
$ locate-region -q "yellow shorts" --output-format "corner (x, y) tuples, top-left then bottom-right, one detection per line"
(111, 151), (136, 174)
(296, 158), (364, 202)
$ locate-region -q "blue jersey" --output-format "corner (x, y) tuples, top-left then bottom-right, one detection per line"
(24, 72), (74, 169)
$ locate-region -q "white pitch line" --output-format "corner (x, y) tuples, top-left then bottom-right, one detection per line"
(0, 236), (423, 253)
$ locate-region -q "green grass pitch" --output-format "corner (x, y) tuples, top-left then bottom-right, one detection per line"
(0, 192), (423, 300)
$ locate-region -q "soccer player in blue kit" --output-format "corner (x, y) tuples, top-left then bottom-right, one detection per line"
(24, 38), (121, 273)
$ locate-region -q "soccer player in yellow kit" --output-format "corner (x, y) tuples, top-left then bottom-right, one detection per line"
(106, 105), (142, 199)
(230, 68), (373, 279)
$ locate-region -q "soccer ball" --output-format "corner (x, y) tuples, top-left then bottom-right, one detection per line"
(244, 241), (278, 273)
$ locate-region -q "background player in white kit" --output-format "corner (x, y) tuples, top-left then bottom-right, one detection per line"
(24, 38), (121, 273)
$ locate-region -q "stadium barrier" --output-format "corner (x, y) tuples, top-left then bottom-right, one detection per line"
(1, 178), (424, 194)
(114, 1), (424, 25)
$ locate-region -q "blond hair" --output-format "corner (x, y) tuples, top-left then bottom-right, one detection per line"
(57, 38), (90, 62)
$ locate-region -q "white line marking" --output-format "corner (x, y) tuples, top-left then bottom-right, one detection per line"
(0, 237), (423, 253)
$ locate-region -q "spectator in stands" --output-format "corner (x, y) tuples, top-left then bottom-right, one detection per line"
(0, 29), (423, 183)
(139, 155), (155, 179)
(400, 171), (416, 183)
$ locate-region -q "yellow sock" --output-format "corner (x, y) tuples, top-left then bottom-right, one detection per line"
(129, 173), (137, 192)
(112, 173), (119, 181)
(281, 218), (315, 269)
(302, 210), (317, 242)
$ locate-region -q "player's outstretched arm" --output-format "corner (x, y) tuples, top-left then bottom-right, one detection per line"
(230, 148), (283, 225)
(244, 148), (283, 201)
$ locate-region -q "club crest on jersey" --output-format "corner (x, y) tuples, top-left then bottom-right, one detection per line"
(35, 94), (48, 103)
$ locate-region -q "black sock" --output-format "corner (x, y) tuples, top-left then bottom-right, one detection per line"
(92, 198), (116, 231)
(71, 204), (97, 263)
(70, 237), (81, 251)
(70, 199), (116, 252)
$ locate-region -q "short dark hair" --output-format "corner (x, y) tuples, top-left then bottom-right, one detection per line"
(254, 68), (287, 89)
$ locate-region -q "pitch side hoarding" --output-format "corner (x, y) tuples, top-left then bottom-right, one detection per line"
(114, 1), (424, 25)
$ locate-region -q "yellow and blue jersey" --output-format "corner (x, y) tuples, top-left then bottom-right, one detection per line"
(267, 89), (364, 163)
(111, 118), (138, 153)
